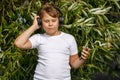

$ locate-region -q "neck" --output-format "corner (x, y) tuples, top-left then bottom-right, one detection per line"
(46, 31), (61, 36)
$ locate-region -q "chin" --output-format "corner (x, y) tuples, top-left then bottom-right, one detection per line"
(46, 32), (55, 36)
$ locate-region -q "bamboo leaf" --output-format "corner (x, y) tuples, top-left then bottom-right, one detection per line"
(112, 0), (120, 9)
(77, 18), (85, 23)
(85, 24), (95, 26)
(93, 28), (103, 36)
(84, 17), (94, 23)
(68, 2), (77, 11)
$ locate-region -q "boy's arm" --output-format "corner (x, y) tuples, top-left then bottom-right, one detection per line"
(14, 16), (40, 49)
(70, 46), (90, 69)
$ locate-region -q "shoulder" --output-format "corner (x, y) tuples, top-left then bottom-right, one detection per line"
(62, 32), (75, 40)
(61, 32), (76, 44)
(29, 33), (45, 47)
(29, 33), (45, 41)
(30, 33), (44, 37)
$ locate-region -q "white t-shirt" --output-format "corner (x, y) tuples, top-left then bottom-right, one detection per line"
(29, 32), (78, 80)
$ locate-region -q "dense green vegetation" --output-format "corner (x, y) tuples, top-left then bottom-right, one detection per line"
(0, 0), (120, 80)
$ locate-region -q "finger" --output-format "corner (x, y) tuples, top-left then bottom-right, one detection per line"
(81, 54), (87, 60)
(34, 16), (40, 21)
(82, 49), (89, 55)
(32, 16), (41, 29)
(83, 46), (90, 51)
(81, 52), (88, 58)
(35, 15), (40, 18)
(81, 51), (89, 60)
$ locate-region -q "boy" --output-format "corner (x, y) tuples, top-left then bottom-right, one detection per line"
(14, 3), (90, 80)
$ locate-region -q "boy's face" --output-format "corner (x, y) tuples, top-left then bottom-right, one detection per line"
(42, 12), (59, 36)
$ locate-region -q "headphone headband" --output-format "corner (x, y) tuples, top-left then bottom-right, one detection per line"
(52, 5), (64, 26)
(52, 5), (63, 16)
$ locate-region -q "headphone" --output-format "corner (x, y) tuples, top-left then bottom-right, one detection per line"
(37, 5), (64, 26)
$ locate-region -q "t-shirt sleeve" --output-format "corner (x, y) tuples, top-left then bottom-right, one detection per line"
(29, 34), (40, 49)
(70, 36), (78, 55)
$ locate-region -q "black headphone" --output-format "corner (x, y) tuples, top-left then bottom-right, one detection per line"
(37, 5), (64, 27)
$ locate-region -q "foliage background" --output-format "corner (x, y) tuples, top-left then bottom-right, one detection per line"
(0, 0), (120, 80)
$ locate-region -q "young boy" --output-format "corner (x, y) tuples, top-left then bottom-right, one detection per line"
(14, 3), (90, 80)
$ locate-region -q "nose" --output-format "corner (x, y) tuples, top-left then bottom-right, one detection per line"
(49, 21), (53, 26)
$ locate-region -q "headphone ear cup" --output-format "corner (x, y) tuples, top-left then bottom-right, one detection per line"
(37, 18), (42, 26)
(59, 16), (64, 26)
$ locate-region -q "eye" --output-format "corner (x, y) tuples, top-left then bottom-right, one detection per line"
(52, 19), (57, 22)
(44, 20), (49, 23)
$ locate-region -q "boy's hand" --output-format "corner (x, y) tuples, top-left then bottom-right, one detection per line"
(32, 16), (41, 29)
(80, 46), (90, 60)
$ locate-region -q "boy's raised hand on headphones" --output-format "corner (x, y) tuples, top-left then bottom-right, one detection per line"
(32, 16), (41, 30)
